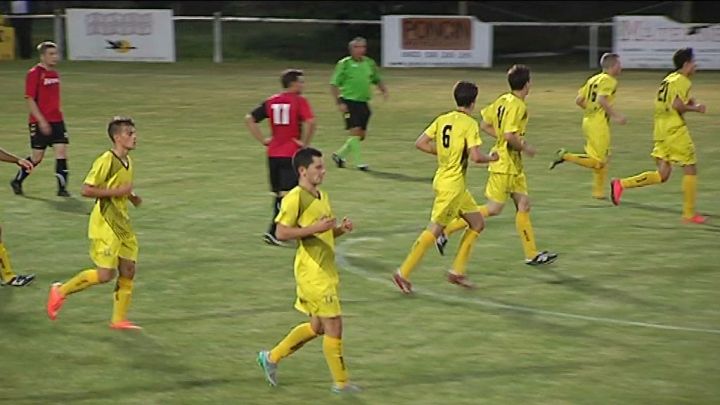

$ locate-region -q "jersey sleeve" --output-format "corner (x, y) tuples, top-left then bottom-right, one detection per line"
(502, 103), (524, 134)
(330, 60), (345, 87)
(250, 102), (268, 122)
(597, 76), (616, 97)
(466, 121), (482, 148)
(25, 69), (40, 99)
(370, 59), (382, 85)
(83, 155), (111, 187)
(672, 78), (691, 104)
(480, 104), (494, 125)
(423, 116), (440, 139)
(275, 191), (300, 227)
(299, 97), (314, 121)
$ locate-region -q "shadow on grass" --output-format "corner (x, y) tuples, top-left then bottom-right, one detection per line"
(22, 195), (91, 215)
(362, 169), (432, 184)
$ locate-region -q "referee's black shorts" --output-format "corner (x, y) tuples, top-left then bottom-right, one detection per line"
(267, 157), (298, 193)
(340, 98), (371, 131)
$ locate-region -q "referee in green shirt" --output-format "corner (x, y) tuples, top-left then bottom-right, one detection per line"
(330, 37), (388, 171)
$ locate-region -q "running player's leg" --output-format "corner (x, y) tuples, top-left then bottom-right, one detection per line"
(0, 224), (35, 286)
(510, 174), (557, 265)
(11, 125), (46, 195)
(320, 315), (358, 392)
(612, 156), (670, 206)
(52, 122), (70, 197)
(110, 236), (141, 329)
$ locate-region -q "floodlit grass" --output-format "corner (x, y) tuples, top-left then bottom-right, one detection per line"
(0, 60), (718, 404)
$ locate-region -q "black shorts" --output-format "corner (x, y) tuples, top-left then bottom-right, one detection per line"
(268, 157), (298, 193)
(341, 98), (371, 131)
(29, 121), (69, 150)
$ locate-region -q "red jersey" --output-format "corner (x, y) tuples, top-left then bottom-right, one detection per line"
(25, 64), (63, 124)
(250, 92), (314, 158)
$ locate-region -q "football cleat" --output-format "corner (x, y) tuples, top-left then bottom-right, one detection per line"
(10, 179), (23, 196)
(331, 153), (346, 169)
(263, 232), (285, 247)
(525, 251), (558, 266)
(257, 350), (278, 387)
(57, 189), (71, 197)
(1, 274), (35, 287)
(447, 272), (475, 289)
(435, 233), (448, 256)
(610, 179), (623, 206)
(682, 214), (708, 224)
(356, 164), (370, 172)
(110, 320), (143, 330)
(392, 271), (413, 294)
(47, 282), (65, 320)
(331, 382), (362, 394)
(548, 148), (567, 170)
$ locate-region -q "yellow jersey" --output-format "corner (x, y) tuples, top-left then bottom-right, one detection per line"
(654, 71), (692, 139)
(481, 93), (528, 175)
(424, 110), (482, 192)
(276, 186), (338, 286)
(578, 72), (617, 121)
(84, 150), (134, 242)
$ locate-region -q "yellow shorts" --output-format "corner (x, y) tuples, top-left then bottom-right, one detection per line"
(430, 188), (479, 226)
(89, 235), (138, 269)
(651, 127), (696, 166)
(582, 119), (611, 162)
(485, 172), (528, 203)
(294, 280), (341, 317)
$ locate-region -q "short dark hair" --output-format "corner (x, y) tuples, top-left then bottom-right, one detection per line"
(293, 147), (322, 174)
(36, 41), (57, 55)
(281, 69), (304, 88)
(673, 47), (694, 70)
(507, 64), (531, 91)
(453, 81), (478, 108)
(107, 116), (135, 141)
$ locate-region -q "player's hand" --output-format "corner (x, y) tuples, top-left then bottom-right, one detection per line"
(313, 217), (337, 233)
(293, 138), (306, 148)
(613, 114), (628, 125)
(338, 103), (348, 113)
(339, 217), (353, 233)
(129, 193), (142, 207)
(39, 121), (51, 136)
(262, 138), (271, 146)
(696, 104), (707, 113)
(522, 144), (536, 158)
(115, 184), (134, 197)
(16, 159), (34, 172)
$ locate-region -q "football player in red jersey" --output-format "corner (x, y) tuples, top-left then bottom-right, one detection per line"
(11, 41), (72, 197)
(245, 69), (317, 246)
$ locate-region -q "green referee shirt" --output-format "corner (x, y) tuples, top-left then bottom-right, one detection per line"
(330, 56), (382, 102)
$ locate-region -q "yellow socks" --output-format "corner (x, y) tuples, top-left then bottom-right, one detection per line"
(563, 152), (603, 169)
(451, 229), (479, 275)
(682, 175), (697, 219)
(620, 171), (662, 189)
(59, 269), (100, 296)
(0, 243), (16, 283)
(269, 322), (318, 363)
(515, 211), (538, 260)
(445, 206), (489, 237)
(592, 165), (608, 198)
(111, 276), (134, 323)
(399, 230), (435, 279)
(323, 336), (348, 388)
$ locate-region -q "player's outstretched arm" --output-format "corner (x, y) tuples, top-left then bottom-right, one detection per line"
(415, 133), (437, 155)
(81, 183), (133, 199)
(0, 148), (33, 171)
(276, 217), (336, 241)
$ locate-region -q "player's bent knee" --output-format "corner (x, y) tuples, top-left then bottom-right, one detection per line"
(97, 268), (116, 283)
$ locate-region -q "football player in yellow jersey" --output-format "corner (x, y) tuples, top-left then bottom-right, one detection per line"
(441, 65), (558, 265)
(0, 147), (35, 287)
(549, 53), (627, 199)
(611, 48), (708, 224)
(391, 81), (498, 293)
(257, 147), (360, 393)
(47, 117), (143, 329)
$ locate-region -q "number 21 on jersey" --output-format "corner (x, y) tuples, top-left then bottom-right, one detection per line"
(271, 103), (291, 125)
